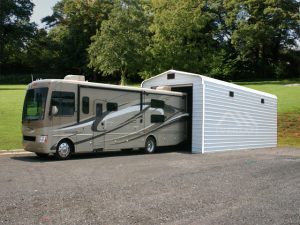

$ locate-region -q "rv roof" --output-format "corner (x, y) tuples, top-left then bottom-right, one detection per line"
(30, 79), (185, 97)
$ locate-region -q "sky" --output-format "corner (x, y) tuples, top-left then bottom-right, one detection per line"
(30, 0), (59, 27)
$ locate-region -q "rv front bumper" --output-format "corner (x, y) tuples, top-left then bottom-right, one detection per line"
(23, 141), (50, 154)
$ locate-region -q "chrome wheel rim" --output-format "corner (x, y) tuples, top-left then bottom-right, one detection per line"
(58, 142), (70, 158)
(146, 139), (154, 152)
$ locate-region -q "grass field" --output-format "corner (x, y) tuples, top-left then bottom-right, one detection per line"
(0, 85), (27, 150)
(0, 82), (299, 150)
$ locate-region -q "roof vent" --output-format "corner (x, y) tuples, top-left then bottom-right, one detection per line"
(167, 73), (175, 79)
(156, 86), (171, 91)
(64, 75), (85, 81)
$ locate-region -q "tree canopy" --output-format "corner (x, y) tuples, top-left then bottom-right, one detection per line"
(0, 0), (35, 73)
(1, 0), (299, 83)
(42, 0), (114, 74)
(88, 0), (150, 84)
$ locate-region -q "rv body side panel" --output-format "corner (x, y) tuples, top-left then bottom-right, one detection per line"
(73, 87), (144, 152)
(203, 80), (277, 152)
(98, 89), (143, 150)
(143, 93), (187, 147)
(49, 82), (78, 152)
(55, 85), (187, 152)
(75, 87), (103, 152)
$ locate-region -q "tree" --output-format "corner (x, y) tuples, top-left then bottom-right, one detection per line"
(145, 0), (300, 80)
(88, 0), (151, 85)
(42, 0), (113, 75)
(0, 0), (35, 73)
(144, 0), (221, 78)
(23, 29), (61, 73)
(224, 0), (300, 79)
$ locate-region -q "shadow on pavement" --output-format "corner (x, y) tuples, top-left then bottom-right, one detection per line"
(11, 146), (191, 163)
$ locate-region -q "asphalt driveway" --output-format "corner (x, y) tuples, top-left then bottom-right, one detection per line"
(0, 147), (300, 225)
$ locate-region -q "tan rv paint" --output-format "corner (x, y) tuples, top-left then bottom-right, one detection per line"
(22, 78), (187, 155)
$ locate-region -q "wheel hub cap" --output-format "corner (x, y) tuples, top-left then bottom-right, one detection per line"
(147, 141), (154, 152)
(58, 143), (70, 158)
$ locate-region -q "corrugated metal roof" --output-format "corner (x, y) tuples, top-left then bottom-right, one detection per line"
(142, 70), (277, 99)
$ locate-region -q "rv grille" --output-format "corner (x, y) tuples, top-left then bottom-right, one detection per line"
(23, 136), (36, 142)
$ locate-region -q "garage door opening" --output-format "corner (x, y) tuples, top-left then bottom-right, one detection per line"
(171, 85), (193, 152)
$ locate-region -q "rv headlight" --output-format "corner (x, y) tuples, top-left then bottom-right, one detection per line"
(37, 135), (48, 143)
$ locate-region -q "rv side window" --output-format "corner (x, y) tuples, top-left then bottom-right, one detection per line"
(151, 115), (165, 123)
(96, 104), (103, 117)
(107, 102), (118, 111)
(51, 91), (75, 116)
(151, 99), (165, 108)
(82, 97), (89, 114)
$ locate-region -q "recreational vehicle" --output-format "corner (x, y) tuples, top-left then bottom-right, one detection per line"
(22, 75), (188, 159)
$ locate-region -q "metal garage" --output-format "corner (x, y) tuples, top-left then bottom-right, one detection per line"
(141, 70), (277, 153)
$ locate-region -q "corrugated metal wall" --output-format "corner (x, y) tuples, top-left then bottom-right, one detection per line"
(191, 84), (203, 153)
(142, 70), (277, 154)
(203, 80), (277, 152)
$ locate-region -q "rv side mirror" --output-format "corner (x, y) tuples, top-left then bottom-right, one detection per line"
(51, 106), (58, 116)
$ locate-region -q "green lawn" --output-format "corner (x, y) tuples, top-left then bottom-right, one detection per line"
(0, 85), (27, 150)
(0, 82), (299, 150)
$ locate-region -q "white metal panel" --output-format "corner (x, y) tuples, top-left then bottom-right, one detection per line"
(203, 80), (277, 153)
(192, 84), (203, 153)
(142, 69), (277, 154)
(201, 77), (276, 99)
(143, 70), (277, 99)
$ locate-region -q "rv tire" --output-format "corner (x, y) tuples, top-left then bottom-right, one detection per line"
(55, 140), (73, 160)
(145, 136), (156, 154)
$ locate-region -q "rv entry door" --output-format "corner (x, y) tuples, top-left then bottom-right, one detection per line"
(93, 100), (106, 150)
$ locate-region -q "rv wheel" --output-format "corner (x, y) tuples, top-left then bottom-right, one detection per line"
(55, 140), (72, 160)
(145, 137), (156, 154)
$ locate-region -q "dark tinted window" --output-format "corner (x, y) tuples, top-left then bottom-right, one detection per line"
(82, 96), (89, 114)
(151, 99), (165, 108)
(51, 91), (75, 116)
(261, 98), (265, 104)
(107, 102), (118, 111)
(167, 73), (175, 79)
(96, 103), (103, 117)
(151, 115), (165, 123)
(229, 91), (234, 97)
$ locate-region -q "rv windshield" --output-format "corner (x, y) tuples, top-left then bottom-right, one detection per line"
(23, 88), (48, 121)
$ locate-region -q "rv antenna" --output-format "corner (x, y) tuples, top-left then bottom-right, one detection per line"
(31, 74), (34, 82)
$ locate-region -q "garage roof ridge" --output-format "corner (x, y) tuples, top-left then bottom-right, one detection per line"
(142, 69), (277, 99)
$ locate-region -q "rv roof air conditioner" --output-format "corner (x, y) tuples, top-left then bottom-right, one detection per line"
(156, 86), (171, 91)
(64, 75), (85, 82)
